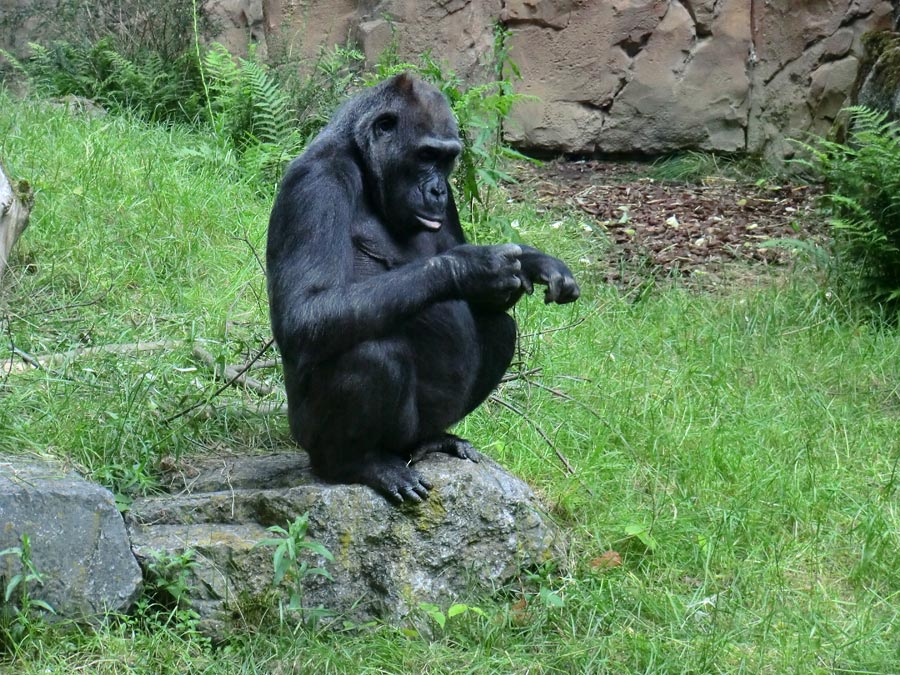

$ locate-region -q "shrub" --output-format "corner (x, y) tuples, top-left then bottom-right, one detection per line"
(1, 39), (203, 123)
(798, 106), (900, 316)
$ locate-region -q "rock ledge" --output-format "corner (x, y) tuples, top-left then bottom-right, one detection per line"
(126, 452), (563, 633)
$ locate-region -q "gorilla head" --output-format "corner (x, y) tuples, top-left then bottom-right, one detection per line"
(345, 74), (463, 237)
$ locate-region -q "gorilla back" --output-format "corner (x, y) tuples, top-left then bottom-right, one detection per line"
(266, 73), (579, 503)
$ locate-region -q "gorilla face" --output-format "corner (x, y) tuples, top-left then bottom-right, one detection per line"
(362, 76), (462, 237)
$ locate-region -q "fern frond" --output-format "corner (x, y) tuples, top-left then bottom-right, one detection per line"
(239, 58), (293, 146)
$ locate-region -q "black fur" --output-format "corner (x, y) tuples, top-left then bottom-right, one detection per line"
(266, 74), (579, 503)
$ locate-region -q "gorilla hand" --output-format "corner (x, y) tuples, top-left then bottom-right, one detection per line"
(518, 247), (580, 305)
(437, 243), (524, 307)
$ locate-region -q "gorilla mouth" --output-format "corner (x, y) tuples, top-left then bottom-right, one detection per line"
(416, 215), (443, 231)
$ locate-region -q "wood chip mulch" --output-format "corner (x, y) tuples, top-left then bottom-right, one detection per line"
(508, 160), (824, 286)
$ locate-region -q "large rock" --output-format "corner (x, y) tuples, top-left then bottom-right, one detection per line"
(747, 0), (894, 163)
(239, 0), (892, 161)
(0, 459), (143, 620)
(126, 452), (562, 634)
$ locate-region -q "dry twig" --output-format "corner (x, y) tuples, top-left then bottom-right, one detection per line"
(164, 339), (276, 424)
(1, 340), (181, 375)
(192, 346), (276, 396)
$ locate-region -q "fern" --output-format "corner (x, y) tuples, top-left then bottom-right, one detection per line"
(800, 105), (900, 316)
(199, 43), (302, 186)
(240, 58), (292, 145)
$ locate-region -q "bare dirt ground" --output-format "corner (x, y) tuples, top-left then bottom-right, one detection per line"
(509, 160), (823, 288)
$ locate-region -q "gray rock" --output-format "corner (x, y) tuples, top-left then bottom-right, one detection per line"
(0, 459), (143, 620)
(126, 452), (563, 634)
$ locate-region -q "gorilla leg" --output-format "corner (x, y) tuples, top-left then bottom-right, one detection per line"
(464, 311), (517, 415)
(290, 340), (432, 502)
(411, 311), (516, 463)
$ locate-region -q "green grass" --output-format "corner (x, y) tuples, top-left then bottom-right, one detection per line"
(2, 92), (900, 673)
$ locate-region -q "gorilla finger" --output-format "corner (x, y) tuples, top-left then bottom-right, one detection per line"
(401, 485), (424, 503)
(459, 443), (480, 462)
(544, 273), (564, 304)
(387, 489), (405, 504)
(517, 272), (534, 295)
(559, 279), (581, 303)
(496, 243), (523, 260)
(419, 475), (434, 490)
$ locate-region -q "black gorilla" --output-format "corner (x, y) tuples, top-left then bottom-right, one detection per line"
(267, 73), (579, 503)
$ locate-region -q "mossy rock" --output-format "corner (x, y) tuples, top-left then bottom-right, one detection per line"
(125, 451), (565, 637)
(857, 30), (900, 118)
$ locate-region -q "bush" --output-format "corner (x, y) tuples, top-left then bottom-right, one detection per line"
(798, 106), (900, 316)
(1, 39), (204, 123)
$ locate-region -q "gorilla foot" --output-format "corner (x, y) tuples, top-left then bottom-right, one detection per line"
(412, 434), (481, 463)
(357, 455), (433, 504)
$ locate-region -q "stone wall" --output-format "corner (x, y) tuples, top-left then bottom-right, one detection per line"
(3, 0), (896, 160)
(209, 0), (893, 162)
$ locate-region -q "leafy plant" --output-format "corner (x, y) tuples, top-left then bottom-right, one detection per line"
(418, 601), (486, 631)
(795, 105), (900, 316)
(134, 548), (206, 638)
(200, 43), (365, 188)
(1, 39), (203, 123)
(255, 513), (334, 625)
(143, 548), (198, 609)
(0, 534), (54, 651)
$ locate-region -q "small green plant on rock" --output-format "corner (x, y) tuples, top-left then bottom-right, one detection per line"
(255, 513), (334, 626)
(137, 548), (203, 636)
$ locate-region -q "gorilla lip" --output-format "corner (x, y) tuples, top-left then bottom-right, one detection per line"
(416, 215), (443, 230)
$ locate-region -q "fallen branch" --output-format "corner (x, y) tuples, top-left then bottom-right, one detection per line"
(164, 338), (276, 424)
(2, 340), (181, 375)
(192, 346), (276, 396)
(243, 358), (279, 371)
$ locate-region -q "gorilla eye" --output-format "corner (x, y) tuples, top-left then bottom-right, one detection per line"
(373, 114), (398, 136)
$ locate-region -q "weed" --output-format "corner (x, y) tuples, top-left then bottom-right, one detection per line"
(417, 601), (486, 632)
(0, 534), (54, 652)
(254, 513), (334, 626)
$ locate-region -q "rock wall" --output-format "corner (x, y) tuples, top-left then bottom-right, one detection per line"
(3, 0), (895, 160)
(214, 0), (893, 162)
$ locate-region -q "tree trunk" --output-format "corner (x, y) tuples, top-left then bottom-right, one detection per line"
(0, 159), (33, 283)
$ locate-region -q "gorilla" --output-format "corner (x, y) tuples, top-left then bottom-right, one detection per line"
(266, 73), (579, 503)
